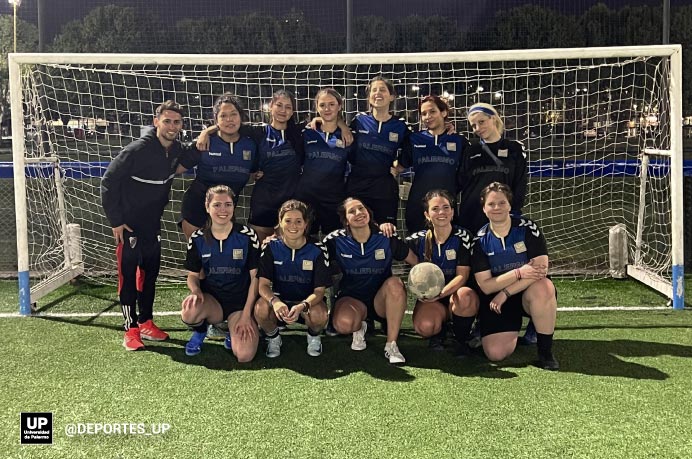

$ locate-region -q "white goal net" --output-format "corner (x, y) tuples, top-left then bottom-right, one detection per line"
(9, 46), (684, 312)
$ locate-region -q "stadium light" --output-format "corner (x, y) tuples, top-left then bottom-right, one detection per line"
(8, 0), (22, 53)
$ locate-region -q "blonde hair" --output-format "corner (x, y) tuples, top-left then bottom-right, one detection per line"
(467, 102), (504, 136)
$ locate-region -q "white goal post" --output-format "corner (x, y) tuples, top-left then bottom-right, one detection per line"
(9, 45), (684, 314)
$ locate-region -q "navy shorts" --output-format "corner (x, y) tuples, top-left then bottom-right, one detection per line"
(181, 180), (209, 228)
(201, 280), (245, 320)
(478, 293), (528, 337)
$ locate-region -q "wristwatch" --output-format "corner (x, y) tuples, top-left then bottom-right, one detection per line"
(301, 301), (311, 315)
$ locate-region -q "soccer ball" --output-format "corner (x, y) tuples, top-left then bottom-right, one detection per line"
(407, 262), (445, 300)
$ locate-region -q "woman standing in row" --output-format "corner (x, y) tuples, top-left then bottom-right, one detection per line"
(399, 95), (468, 234)
(294, 88), (353, 236)
(179, 94), (258, 240)
(346, 76), (411, 226)
(457, 102), (527, 234)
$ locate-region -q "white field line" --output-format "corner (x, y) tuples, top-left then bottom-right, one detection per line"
(0, 306), (674, 319)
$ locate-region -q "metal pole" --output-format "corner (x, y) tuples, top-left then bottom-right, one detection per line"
(346, 0), (353, 53)
(663, 0), (670, 44)
(345, 0), (355, 119)
(12, 0), (17, 53)
(38, 0), (46, 52)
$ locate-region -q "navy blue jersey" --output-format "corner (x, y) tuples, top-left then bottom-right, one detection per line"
(182, 135), (258, 196)
(323, 229), (409, 302)
(457, 138), (527, 233)
(349, 113), (411, 177)
(243, 123), (303, 191)
(406, 226), (473, 284)
(297, 127), (351, 197)
(185, 224), (260, 300)
(400, 130), (467, 198)
(257, 237), (332, 302)
(347, 113), (411, 197)
(471, 217), (547, 275)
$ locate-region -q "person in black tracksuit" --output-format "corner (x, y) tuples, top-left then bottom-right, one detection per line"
(101, 100), (194, 351)
(457, 103), (527, 235)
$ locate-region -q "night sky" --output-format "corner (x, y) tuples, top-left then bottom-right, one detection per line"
(3, 0), (692, 40)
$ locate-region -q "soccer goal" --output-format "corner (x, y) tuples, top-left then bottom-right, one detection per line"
(8, 45), (684, 314)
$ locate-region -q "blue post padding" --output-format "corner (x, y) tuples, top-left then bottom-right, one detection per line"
(18, 270), (31, 316)
(672, 264), (685, 310)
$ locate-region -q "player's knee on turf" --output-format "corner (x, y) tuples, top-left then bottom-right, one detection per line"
(306, 303), (328, 330)
(414, 316), (442, 338)
(254, 299), (273, 321)
(333, 312), (360, 334)
(382, 276), (406, 304)
(451, 287), (479, 317)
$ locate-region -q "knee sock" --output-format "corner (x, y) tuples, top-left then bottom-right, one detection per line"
(182, 319), (207, 334)
(452, 315), (475, 343)
(266, 327), (280, 339)
(536, 332), (554, 357)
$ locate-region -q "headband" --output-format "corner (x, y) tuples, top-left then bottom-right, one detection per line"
(468, 106), (496, 117)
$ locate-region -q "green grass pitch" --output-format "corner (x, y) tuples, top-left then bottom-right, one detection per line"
(1, 279), (691, 458)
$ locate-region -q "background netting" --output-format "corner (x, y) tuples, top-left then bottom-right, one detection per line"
(14, 51), (673, 298)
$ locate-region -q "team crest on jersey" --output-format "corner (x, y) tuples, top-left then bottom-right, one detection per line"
(233, 249), (244, 259)
(498, 149), (509, 158)
(514, 241), (527, 253)
(335, 139), (344, 148)
(447, 142), (456, 152)
(243, 150), (252, 160)
(129, 237), (137, 249)
(375, 249), (385, 260)
(302, 260), (313, 271)
(446, 249), (456, 260)
(389, 132), (399, 142)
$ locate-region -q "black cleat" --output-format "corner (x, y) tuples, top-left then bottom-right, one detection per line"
(454, 342), (474, 359)
(535, 353), (560, 371)
(518, 320), (537, 345)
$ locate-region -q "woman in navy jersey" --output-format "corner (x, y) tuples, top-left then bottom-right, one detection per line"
(405, 189), (478, 356)
(457, 102), (527, 235)
(178, 93), (258, 240)
(399, 95), (469, 234)
(196, 90), (353, 245)
(346, 76), (411, 226)
(323, 197), (410, 364)
(294, 88), (353, 236)
(471, 182), (558, 370)
(180, 185), (260, 362)
(254, 199), (331, 358)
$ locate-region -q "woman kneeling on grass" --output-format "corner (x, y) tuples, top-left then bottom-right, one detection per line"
(254, 199), (331, 358)
(180, 185), (260, 362)
(471, 182), (559, 370)
(323, 198), (410, 364)
(404, 189), (479, 357)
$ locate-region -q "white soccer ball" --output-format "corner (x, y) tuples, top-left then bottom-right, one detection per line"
(407, 262), (445, 300)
